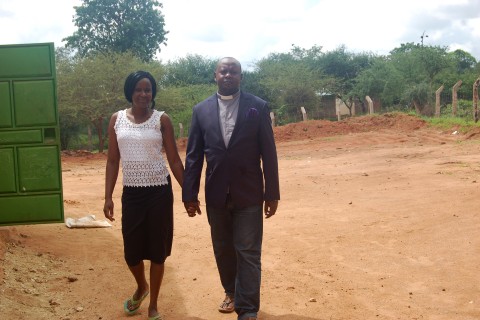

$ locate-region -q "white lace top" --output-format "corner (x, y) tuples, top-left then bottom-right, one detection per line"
(114, 109), (170, 187)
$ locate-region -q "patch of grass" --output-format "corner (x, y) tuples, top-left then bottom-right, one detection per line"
(424, 116), (480, 133)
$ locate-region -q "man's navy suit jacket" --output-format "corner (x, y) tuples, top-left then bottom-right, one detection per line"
(182, 91), (280, 209)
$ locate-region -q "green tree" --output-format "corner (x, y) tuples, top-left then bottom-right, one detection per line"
(241, 70), (268, 102)
(440, 50), (479, 100)
(56, 47), (87, 149)
(352, 56), (405, 108)
(317, 46), (375, 115)
(162, 54), (217, 86)
(390, 43), (451, 86)
(254, 50), (326, 123)
(389, 43), (452, 114)
(403, 82), (432, 115)
(63, 0), (168, 62)
(448, 49), (477, 74)
(57, 51), (155, 152)
(157, 83), (216, 137)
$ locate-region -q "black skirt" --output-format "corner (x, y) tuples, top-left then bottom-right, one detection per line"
(121, 176), (173, 266)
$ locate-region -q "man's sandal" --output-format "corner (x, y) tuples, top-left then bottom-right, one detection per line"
(218, 295), (235, 313)
(123, 290), (149, 315)
(148, 314), (164, 320)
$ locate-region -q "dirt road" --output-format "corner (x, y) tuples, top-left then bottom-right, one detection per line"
(1, 113), (479, 320)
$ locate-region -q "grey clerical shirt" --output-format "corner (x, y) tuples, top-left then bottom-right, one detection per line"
(217, 93), (240, 147)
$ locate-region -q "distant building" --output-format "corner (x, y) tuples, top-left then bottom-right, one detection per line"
(319, 94), (382, 120)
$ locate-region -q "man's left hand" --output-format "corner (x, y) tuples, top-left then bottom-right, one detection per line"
(264, 200), (278, 218)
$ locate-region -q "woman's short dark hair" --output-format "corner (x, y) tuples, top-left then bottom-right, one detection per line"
(124, 71), (157, 108)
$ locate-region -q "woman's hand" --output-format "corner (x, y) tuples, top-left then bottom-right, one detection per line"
(184, 201), (202, 217)
(103, 199), (115, 221)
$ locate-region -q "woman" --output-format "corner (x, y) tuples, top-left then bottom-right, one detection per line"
(103, 71), (184, 320)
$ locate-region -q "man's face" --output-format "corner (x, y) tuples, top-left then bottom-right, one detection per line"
(214, 60), (242, 95)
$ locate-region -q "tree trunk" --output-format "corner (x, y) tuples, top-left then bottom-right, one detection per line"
(413, 100), (422, 115)
(93, 117), (104, 153)
(347, 97), (353, 116)
(87, 125), (92, 151)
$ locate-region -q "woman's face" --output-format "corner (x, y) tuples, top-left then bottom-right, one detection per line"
(132, 78), (153, 108)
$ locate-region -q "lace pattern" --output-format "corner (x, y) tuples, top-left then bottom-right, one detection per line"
(115, 109), (170, 187)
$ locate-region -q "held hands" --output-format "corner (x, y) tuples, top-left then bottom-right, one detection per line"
(184, 201), (202, 217)
(103, 199), (115, 221)
(264, 200), (278, 219)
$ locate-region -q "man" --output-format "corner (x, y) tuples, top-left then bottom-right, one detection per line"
(183, 57), (280, 320)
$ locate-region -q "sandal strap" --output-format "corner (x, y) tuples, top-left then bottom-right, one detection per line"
(218, 295), (235, 313)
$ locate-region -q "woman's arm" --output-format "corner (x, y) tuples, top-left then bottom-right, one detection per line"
(103, 112), (120, 221)
(161, 113), (184, 188)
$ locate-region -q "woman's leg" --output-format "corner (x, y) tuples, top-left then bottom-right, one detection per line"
(148, 262), (165, 317)
(126, 261), (149, 310)
(142, 180), (173, 317)
(122, 187), (149, 307)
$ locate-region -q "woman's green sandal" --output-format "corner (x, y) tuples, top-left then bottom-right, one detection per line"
(123, 290), (149, 315)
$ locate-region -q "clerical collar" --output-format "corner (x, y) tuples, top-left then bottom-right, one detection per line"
(217, 91), (240, 100)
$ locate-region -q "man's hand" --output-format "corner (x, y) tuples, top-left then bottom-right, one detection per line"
(184, 201), (202, 217)
(264, 200), (278, 218)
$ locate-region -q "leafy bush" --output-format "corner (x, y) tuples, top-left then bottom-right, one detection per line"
(441, 99), (473, 120)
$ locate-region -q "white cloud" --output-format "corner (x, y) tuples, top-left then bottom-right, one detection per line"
(0, 0), (479, 68)
(159, 0), (480, 67)
(0, 0), (80, 45)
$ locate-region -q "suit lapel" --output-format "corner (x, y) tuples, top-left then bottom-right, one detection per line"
(206, 94), (226, 149)
(228, 92), (249, 147)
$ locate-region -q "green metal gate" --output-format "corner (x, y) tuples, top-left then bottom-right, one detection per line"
(0, 43), (64, 226)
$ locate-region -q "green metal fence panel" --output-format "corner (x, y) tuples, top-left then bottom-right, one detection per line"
(0, 148), (16, 193)
(14, 80), (57, 126)
(0, 45), (53, 78)
(0, 42), (64, 226)
(0, 81), (12, 127)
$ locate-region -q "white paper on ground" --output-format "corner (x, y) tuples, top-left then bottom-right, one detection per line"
(65, 215), (112, 228)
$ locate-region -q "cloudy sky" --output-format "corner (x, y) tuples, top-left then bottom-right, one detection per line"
(1, 0), (479, 69)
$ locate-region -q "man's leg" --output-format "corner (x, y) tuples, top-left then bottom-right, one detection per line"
(232, 205), (263, 320)
(206, 205), (237, 307)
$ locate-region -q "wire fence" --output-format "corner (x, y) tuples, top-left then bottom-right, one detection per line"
(171, 87), (480, 139)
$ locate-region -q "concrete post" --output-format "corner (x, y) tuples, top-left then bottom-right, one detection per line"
(179, 123), (184, 138)
(435, 85), (444, 118)
(301, 107), (307, 121)
(366, 96), (373, 114)
(452, 80), (462, 116)
(474, 78), (480, 122)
